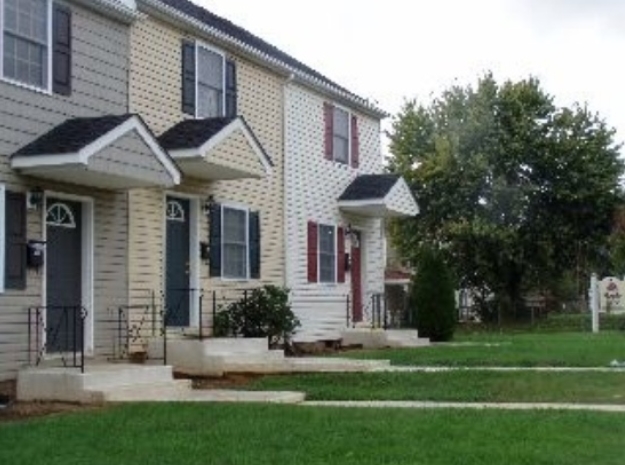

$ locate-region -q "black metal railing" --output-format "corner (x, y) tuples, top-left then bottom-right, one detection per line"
(164, 288), (205, 339)
(27, 305), (87, 373)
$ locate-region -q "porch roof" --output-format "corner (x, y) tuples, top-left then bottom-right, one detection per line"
(337, 174), (419, 218)
(158, 116), (272, 181)
(11, 114), (181, 189)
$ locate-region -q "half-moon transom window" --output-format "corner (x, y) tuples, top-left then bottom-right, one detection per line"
(166, 200), (185, 222)
(46, 203), (77, 228)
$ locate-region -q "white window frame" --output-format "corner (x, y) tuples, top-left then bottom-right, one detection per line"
(0, 0), (53, 93)
(195, 41), (226, 119)
(0, 184), (5, 293)
(221, 203), (250, 281)
(332, 105), (351, 165)
(318, 223), (337, 283)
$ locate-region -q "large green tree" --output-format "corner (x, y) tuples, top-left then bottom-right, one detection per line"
(388, 73), (624, 319)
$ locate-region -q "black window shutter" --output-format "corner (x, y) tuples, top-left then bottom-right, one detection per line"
(248, 211), (260, 279)
(225, 59), (237, 117)
(5, 192), (27, 290)
(209, 203), (221, 277)
(52, 3), (72, 96)
(181, 40), (196, 116)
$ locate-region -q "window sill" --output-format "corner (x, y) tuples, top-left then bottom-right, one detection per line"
(1, 76), (52, 96)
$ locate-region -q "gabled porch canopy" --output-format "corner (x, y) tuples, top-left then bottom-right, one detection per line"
(338, 174), (419, 218)
(158, 116), (272, 181)
(11, 114), (181, 189)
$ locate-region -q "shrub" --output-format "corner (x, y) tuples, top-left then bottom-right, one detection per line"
(213, 285), (300, 347)
(410, 247), (457, 341)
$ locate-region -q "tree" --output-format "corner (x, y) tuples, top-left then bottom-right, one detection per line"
(410, 247), (456, 341)
(388, 73), (624, 320)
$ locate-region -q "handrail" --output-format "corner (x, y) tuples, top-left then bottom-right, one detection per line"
(27, 306), (87, 373)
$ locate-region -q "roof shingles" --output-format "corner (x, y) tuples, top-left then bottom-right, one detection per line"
(338, 174), (400, 201)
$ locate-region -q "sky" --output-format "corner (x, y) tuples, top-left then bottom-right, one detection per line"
(196, 0), (625, 155)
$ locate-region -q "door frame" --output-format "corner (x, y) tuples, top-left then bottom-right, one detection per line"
(350, 228), (365, 323)
(42, 191), (94, 355)
(163, 192), (201, 327)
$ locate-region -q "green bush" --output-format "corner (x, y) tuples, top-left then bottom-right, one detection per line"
(410, 247), (457, 341)
(213, 285), (300, 347)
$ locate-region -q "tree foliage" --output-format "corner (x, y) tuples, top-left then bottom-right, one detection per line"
(410, 247), (456, 341)
(388, 73), (623, 319)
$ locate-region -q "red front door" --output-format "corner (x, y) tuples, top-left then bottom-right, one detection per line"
(351, 231), (363, 322)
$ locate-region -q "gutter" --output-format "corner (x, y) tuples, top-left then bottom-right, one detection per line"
(73, 0), (140, 24)
(138, 0), (388, 119)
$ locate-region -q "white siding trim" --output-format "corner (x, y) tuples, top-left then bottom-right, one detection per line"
(0, 184), (4, 294)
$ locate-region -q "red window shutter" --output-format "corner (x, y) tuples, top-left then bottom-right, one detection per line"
(351, 115), (359, 168)
(307, 221), (318, 282)
(323, 102), (334, 160)
(337, 227), (345, 283)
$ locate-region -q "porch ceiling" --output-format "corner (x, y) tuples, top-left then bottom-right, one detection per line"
(11, 114), (181, 189)
(159, 116), (272, 181)
(337, 174), (419, 218)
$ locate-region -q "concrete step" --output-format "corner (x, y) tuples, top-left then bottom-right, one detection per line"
(17, 363), (176, 403)
(341, 328), (430, 349)
(92, 379), (192, 402)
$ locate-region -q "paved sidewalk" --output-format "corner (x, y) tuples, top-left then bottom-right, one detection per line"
(302, 400), (625, 412)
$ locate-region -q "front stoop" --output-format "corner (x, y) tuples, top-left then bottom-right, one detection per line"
(17, 364), (188, 403)
(147, 337), (392, 376)
(341, 328), (430, 349)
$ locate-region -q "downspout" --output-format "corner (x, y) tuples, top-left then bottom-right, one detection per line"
(282, 73), (295, 289)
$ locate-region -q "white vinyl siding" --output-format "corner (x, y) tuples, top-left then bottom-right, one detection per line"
(1, 0), (51, 91)
(0, 184), (5, 293)
(222, 205), (248, 279)
(196, 44), (224, 118)
(318, 224), (335, 283)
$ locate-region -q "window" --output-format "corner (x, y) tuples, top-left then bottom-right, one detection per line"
(332, 107), (349, 164)
(318, 224), (336, 283)
(1, 0), (50, 89)
(222, 206), (248, 279)
(182, 41), (237, 119)
(197, 45), (224, 118)
(324, 102), (360, 168)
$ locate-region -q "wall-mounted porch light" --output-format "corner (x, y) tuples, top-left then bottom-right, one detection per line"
(27, 187), (44, 211)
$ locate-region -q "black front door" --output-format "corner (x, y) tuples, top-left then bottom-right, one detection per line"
(165, 197), (191, 327)
(46, 199), (83, 353)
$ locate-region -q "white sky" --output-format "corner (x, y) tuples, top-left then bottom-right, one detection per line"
(196, 0), (625, 155)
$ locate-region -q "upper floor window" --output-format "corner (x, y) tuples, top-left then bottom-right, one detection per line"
(182, 40), (237, 119)
(0, 0), (71, 95)
(333, 107), (349, 164)
(324, 102), (360, 168)
(2, 0), (50, 89)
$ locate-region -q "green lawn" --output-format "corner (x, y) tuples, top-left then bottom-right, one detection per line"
(339, 331), (625, 367)
(236, 371), (625, 403)
(1, 403), (625, 465)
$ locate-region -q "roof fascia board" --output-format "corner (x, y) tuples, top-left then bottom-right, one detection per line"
(73, 0), (139, 23)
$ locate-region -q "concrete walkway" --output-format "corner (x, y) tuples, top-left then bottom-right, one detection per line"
(302, 400), (625, 412)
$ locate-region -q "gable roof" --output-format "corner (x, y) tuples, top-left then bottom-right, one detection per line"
(13, 115), (136, 157)
(338, 174), (401, 201)
(144, 0), (386, 118)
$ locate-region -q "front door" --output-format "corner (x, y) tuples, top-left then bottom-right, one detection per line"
(351, 231), (363, 323)
(46, 199), (83, 352)
(165, 197), (191, 327)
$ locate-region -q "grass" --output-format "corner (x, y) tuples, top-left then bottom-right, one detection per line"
(338, 331), (625, 367)
(1, 403), (625, 464)
(236, 371), (625, 403)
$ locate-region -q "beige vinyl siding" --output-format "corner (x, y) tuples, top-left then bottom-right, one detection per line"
(128, 16), (285, 319)
(0, 3), (131, 381)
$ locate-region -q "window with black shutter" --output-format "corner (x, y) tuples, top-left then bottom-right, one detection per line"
(5, 191), (26, 290)
(52, 3), (72, 96)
